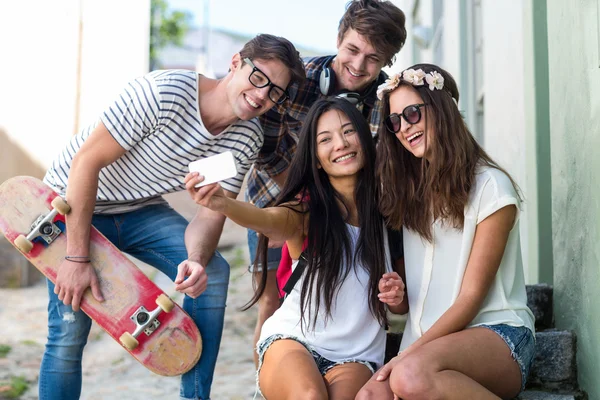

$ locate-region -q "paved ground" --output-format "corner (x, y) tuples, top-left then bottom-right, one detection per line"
(0, 192), (259, 399)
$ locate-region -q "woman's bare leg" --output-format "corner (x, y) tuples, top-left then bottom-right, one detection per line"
(355, 366), (395, 400)
(258, 339), (328, 400)
(323, 362), (372, 400)
(389, 327), (522, 400)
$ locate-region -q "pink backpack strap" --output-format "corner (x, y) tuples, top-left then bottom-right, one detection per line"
(276, 237), (308, 299)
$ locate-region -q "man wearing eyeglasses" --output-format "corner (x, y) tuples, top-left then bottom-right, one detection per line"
(39, 34), (305, 400)
(244, 0), (407, 367)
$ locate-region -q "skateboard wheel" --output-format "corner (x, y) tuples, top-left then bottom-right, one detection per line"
(156, 294), (174, 313)
(120, 332), (139, 350)
(14, 235), (34, 253)
(51, 197), (71, 215)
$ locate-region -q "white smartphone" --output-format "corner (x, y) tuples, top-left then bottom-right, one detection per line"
(188, 151), (238, 188)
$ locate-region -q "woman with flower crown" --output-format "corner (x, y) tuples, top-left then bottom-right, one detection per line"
(356, 64), (536, 400)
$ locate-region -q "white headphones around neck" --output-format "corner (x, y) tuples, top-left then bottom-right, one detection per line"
(319, 58), (338, 96)
(318, 56), (377, 106)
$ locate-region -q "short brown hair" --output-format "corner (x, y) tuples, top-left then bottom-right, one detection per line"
(239, 34), (306, 88)
(338, 0), (407, 66)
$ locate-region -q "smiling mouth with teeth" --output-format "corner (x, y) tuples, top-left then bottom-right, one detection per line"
(245, 95), (260, 109)
(334, 152), (357, 163)
(407, 131), (423, 143)
(347, 68), (364, 78)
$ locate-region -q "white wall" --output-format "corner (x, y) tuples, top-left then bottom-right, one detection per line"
(388, 0), (415, 74)
(0, 0), (150, 169)
(480, 2), (529, 270)
(388, 1), (462, 96)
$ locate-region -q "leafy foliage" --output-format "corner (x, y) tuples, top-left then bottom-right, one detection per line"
(0, 376), (29, 399)
(149, 0), (192, 70)
(0, 344), (11, 358)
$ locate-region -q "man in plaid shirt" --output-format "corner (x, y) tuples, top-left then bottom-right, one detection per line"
(245, 0), (407, 365)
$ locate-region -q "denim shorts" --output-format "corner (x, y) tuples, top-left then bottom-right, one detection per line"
(255, 334), (377, 397)
(247, 228), (282, 273)
(479, 324), (535, 392)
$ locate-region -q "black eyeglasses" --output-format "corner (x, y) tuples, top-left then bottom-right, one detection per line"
(384, 103), (427, 133)
(243, 58), (288, 104)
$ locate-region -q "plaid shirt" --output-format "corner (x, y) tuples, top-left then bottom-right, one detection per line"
(246, 55), (387, 208)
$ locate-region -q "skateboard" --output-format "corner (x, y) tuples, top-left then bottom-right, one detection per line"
(0, 176), (202, 376)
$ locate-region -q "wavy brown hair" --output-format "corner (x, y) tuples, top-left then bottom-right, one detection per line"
(376, 63), (521, 240)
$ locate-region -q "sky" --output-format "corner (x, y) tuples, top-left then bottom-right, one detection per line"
(168, 0), (352, 53)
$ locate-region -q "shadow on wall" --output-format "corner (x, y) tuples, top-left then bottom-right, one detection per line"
(0, 126), (47, 288)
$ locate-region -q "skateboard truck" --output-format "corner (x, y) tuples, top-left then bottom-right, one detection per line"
(14, 196), (71, 253)
(119, 294), (174, 350)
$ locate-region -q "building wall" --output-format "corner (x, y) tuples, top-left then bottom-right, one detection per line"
(479, 2), (531, 280)
(546, 1), (600, 398)
(0, 1), (150, 287)
(0, 0), (150, 171)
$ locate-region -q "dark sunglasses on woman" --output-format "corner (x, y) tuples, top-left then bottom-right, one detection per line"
(385, 103), (427, 133)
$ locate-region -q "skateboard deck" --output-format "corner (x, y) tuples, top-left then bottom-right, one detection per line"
(0, 176), (202, 376)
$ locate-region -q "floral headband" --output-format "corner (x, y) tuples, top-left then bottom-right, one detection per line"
(376, 68), (445, 100)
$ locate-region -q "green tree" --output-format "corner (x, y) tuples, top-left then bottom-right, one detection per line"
(149, 0), (192, 70)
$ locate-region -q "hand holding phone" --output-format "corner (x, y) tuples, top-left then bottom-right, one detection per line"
(188, 151), (238, 188)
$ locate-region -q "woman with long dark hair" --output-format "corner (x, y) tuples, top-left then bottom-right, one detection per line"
(357, 64), (535, 400)
(186, 98), (407, 399)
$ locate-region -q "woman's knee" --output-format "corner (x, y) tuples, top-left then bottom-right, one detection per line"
(355, 382), (393, 400)
(389, 357), (437, 400)
(260, 380), (327, 400)
(299, 387), (328, 400)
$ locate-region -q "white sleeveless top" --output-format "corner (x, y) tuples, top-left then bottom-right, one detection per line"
(259, 224), (392, 368)
(400, 166), (535, 350)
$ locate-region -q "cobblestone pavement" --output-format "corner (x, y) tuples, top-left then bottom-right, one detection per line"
(0, 214), (259, 399)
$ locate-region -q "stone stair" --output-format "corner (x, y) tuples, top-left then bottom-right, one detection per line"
(385, 284), (587, 399)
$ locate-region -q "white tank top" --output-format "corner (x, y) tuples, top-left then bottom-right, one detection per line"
(258, 224), (392, 368)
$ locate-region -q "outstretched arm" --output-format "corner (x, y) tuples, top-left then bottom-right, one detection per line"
(185, 172), (304, 243)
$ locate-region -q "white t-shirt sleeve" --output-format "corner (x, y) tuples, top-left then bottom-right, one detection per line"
(100, 75), (161, 150)
(476, 168), (521, 227)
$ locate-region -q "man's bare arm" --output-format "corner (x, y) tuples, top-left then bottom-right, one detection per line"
(175, 190), (238, 298)
(55, 122), (127, 311)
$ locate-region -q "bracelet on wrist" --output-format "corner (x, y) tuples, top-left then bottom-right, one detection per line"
(65, 256), (91, 263)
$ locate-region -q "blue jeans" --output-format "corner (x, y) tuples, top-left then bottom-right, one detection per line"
(38, 204), (229, 400)
(246, 228), (281, 273)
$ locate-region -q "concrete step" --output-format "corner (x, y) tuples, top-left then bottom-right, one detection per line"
(527, 284), (554, 330)
(516, 390), (587, 400)
(385, 329), (578, 392)
(528, 330), (578, 391)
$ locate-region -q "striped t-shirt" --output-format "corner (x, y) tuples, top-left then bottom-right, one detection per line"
(44, 70), (264, 214)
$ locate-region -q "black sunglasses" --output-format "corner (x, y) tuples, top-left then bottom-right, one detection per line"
(243, 58), (288, 104)
(385, 103), (427, 133)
